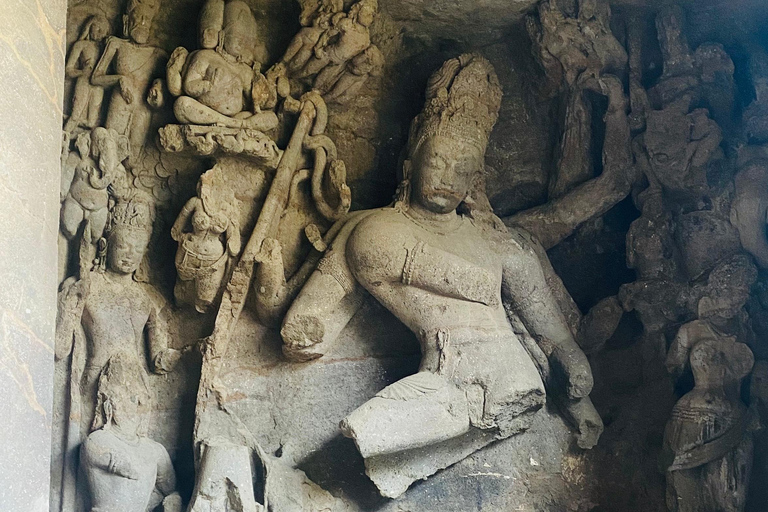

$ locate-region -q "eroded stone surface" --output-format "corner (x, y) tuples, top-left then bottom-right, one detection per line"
(42, 0), (768, 511)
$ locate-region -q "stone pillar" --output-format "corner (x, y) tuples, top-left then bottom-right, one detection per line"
(0, 0), (65, 510)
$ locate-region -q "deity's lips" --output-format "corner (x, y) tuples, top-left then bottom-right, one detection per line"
(425, 187), (462, 199)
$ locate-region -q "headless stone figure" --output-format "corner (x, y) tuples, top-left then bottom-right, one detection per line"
(81, 353), (182, 512)
(663, 335), (755, 512)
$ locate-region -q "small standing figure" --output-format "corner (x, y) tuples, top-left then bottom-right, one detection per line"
(60, 127), (129, 246)
(64, 15), (110, 133)
(171, 170), (241, 313)
(81, 353), (183, 512)
(57, 191), (181, 427)
(91, 0), (167, 158)
(662, 334), (756, 512)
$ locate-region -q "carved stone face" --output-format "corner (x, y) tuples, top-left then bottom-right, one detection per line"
(90, 17), (109, 42)
(411, 135), (483, 214)
(125, 5), (157, 44)
(357, 4), (376, 27)
(108, 229), (150, 275)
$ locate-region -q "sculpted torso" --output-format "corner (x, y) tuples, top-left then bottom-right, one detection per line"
(69, 158), (109, 211)
(327, 18), (370, 63)
(347, 209), (506, 362)
(81, 429), (163, 512)
(82, 273), (152, 371)
(109, 38), (164, 97)
(183, 49), (253, 116)
(70, 40), (101, 76)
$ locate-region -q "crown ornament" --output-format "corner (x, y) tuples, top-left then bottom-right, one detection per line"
(409, 53), (503, 157)
(107, 189), (155, 236)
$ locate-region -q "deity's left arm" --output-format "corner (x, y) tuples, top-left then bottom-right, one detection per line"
(65, 41), (86, 78)
(155, 445), (178, 497)
(91, 37), (122, 88)
(499, 230), (594, 399)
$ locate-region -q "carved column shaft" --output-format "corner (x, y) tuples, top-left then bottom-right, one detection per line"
(0, 0), (65, 510)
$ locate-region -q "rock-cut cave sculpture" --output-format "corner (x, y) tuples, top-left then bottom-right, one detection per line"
(81, 352), (183, 512)
(662, 324), (756, 512)
(282, 53), (598, 498)
(54, 191), (181, 510)
(171, 169), (241, 313)
(91, 0), (167, 159)
(64, 15), (110, 134)
(166, 0), (278, 131)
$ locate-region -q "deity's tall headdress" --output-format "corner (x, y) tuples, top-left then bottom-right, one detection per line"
(126, 0), (161, 17)
(397, 54), (502, 210)
(107, 189), (155, 237)
(407, 53), (502, 160)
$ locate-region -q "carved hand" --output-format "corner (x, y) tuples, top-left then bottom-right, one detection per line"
(119, 77), (134, 104)
(147, 78), (165, 109)
(227, 232), (242, 256)
(162, 492), (183, 512)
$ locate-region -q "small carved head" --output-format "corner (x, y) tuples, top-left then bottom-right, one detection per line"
(92, 352), (152, 435)
(80, 15), (110, 42)
(641, 108), (721, 194)
(124, 0), (160, 44)
(198, 0), (224, 49)
(351, 0), (377, 27)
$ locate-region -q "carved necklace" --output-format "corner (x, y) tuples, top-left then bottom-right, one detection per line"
(403, 206), (464, 236)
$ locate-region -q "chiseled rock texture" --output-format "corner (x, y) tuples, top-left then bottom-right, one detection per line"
(47, 0), (768, 510)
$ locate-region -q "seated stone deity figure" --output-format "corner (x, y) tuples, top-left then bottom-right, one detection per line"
(281, 54), (597, 495)
(166, 0), (278, 131)
(64, 15), (110, 133)
(171, 169), (241, 313)
(662, 333), (756, 512)
(91, 0), (167, 159)
(81, 352), (182, 512)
